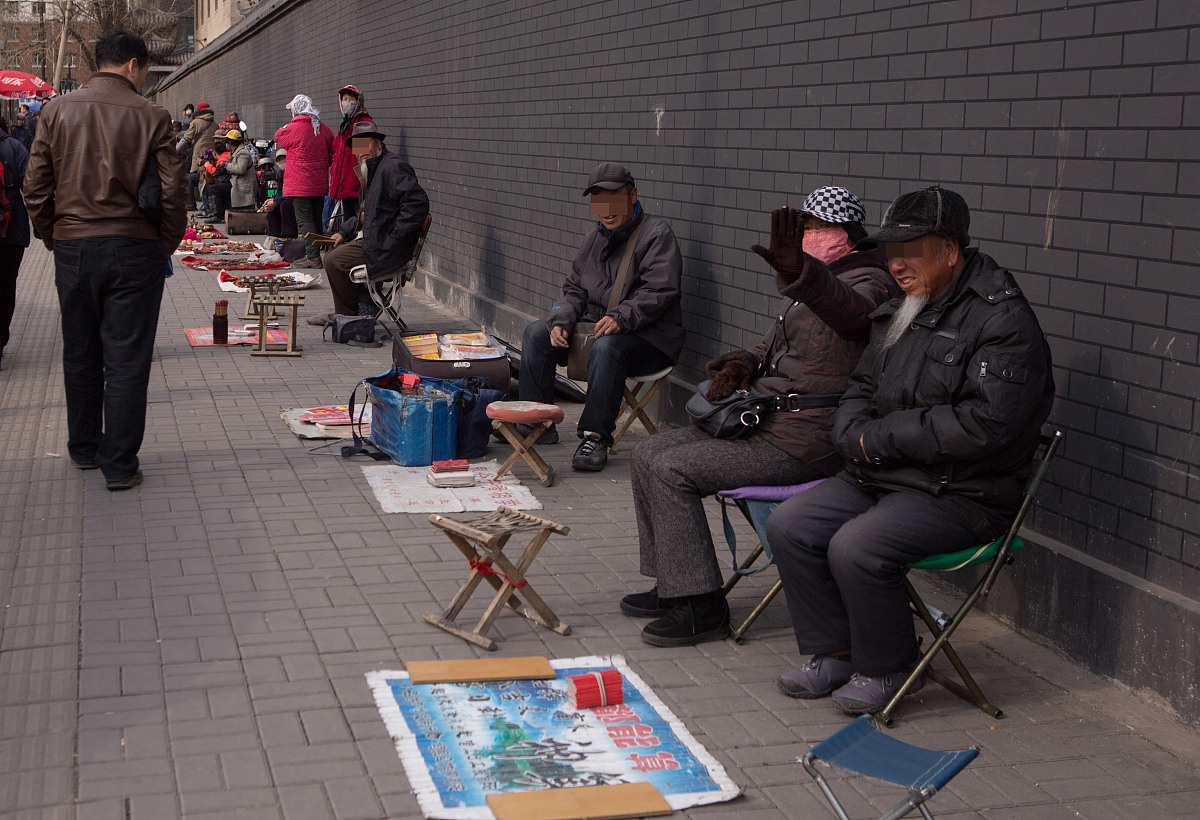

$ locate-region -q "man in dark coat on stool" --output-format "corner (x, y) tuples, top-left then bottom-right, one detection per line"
(309, 121), (429, 329)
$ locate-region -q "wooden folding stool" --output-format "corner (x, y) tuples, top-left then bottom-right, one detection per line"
(424, 506), (572, 651)
(250, 293), (304, 357)
(486, 400), (565, 487)
(610, 366), (673, 452)
(240, 275), (282, 321)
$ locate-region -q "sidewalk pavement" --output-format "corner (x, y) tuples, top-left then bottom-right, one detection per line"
(1, 240), (1198, 820)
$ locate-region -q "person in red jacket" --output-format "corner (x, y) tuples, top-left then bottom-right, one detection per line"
(274, 93), (334, 268)
(329, 84), (374, 226)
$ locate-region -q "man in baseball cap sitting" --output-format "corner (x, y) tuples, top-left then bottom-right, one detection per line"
(512, 162), (685, 472)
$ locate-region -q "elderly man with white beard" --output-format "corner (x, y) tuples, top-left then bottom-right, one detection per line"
(764, 186), (1055, 717)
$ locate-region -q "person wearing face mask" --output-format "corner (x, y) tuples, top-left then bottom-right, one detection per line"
(308, 121), (428, 326)
(328, 84), (374, 226)
(622, 186), (897, 648)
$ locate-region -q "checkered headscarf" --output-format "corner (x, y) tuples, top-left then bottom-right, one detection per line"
(800, 186), (866, 226)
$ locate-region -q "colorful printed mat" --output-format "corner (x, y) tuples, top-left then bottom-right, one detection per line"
(361, 460), (541, 513)
(366, 656), (741, 819)
(184, 327), (290, 346)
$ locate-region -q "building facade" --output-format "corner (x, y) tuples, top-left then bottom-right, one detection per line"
(156, 0), (1200, 725)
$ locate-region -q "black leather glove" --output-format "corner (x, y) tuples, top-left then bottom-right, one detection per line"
(750, 206), (806, 284)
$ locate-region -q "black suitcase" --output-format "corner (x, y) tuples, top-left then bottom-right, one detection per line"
(391, 335), (512, 392)
(225, 209), (270, 235)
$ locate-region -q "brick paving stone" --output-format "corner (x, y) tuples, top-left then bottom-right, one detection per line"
(3, 241), (1200, 819)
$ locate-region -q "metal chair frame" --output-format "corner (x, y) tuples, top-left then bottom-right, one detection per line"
(350, 213), (434, 337)
(879, 430), (1063, 726)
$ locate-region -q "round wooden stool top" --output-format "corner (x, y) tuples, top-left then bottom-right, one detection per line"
(486, 401), (565, 425)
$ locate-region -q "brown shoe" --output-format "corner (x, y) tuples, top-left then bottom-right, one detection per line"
(295, 257), (322, 269)
(306, 312), (334, 326)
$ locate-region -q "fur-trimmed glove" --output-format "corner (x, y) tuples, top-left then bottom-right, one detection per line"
(704, 350), (758, 400)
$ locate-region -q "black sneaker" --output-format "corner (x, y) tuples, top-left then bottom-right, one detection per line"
(571, 432), (607, 472)
(620, 586), (678, 618)
(641, 593), (730, 647)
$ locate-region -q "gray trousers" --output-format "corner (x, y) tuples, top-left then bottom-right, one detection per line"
(631, 425), (823, 598)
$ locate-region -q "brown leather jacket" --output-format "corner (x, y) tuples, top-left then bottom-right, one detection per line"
(24, 72), (187, 256)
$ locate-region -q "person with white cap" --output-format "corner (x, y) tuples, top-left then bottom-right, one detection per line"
(274, 93), (334, 267)
(623, 186), (896, 648)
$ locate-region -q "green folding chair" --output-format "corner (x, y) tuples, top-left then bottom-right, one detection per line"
(878, 430), (1063, 727)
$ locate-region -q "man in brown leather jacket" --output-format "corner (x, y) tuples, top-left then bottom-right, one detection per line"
(24, 30), (187, 491)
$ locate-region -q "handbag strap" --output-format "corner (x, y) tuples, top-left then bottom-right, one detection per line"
(606, 221), (645, 312)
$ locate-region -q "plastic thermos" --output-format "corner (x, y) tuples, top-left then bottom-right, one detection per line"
(213, 300), (228, 345)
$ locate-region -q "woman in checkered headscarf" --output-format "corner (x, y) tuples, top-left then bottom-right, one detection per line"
(625, 186), (900, 648)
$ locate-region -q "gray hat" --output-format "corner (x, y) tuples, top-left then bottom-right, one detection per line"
(583, 162), (635, 197)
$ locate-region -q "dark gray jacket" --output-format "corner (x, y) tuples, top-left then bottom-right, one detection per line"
(833, 249), (1054, 518)
(339, 147), (429, 279)
(547, 211), (685, 361)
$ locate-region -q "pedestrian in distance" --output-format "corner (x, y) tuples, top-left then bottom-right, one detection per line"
(0, 115), (31, 371)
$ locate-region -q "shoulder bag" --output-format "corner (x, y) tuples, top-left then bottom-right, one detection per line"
(566, 221), (644, 380)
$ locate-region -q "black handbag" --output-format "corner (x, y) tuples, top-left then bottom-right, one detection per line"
(687, 379), (843, 439)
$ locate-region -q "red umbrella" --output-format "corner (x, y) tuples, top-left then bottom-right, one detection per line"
(0, 71), (57, 100)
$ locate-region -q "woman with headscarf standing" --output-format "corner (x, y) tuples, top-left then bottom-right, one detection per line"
(328, 84), (374, 229)
(274, 94), (334, 268)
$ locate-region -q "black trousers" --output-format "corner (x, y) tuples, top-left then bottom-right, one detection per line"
(0, 243), (25, 351)
(519, 319), (672, 446)
(53, 237), (165, 480)
(767, 472), (999, 677)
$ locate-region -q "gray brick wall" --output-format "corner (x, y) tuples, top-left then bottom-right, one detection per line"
(157, 0), (1199, 633)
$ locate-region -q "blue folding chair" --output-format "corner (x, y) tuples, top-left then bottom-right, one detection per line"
(803, 716), (979, 820)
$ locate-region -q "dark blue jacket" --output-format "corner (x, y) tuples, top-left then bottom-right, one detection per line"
(0, 132), (30, 247)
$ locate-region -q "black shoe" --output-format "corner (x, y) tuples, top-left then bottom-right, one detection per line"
(106, 471), (144, 491)
(72, 457), (99, 471)
(571, 432), (608, 472)
(620, 586), (679, 618)
(641, 593), (730, 647)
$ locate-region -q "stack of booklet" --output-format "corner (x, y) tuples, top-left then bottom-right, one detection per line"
(426, 459), (475, 488)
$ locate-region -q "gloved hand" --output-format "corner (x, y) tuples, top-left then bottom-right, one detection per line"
(750, 206), (806, 284)
(705, 358), (752, 401)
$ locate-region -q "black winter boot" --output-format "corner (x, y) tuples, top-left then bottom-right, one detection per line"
(640, 591), (730, 647)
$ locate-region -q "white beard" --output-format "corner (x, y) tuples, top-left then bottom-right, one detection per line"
(882, 295), (929, 349)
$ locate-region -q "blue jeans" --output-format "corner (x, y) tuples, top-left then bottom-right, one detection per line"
(54, 237), (165, 480)
(519, 319), (673, 446)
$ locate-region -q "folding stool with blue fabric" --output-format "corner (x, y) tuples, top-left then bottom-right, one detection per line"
(803, 715), (979, 820)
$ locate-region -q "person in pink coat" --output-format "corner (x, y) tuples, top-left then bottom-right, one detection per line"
(274, 93), (334, 267)
(329, 84), (375, 224)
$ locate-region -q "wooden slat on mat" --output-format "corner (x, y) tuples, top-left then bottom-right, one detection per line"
(406, 656), (555, 684)
(487, 782), (672, 820)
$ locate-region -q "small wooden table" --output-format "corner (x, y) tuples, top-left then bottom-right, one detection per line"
(250, 293), (304, 357)
(424, 506), (571, 651)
